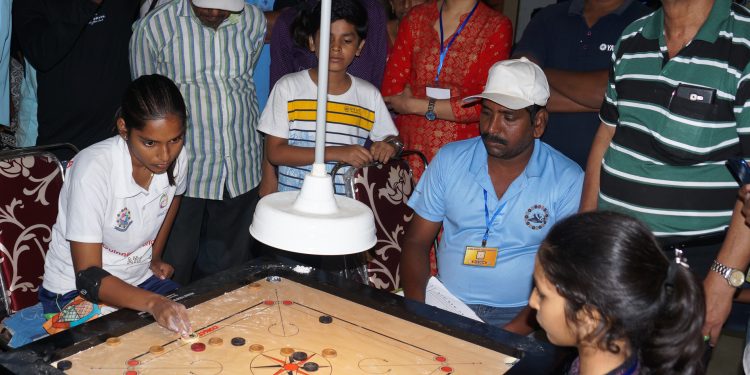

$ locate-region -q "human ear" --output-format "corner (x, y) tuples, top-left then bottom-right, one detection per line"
(356, 38), (366, 56)
(575, 305), (602, 341)
(532, 108), (548, 138)
(116, 118), (129, 140)
(308, 35), (316, 52)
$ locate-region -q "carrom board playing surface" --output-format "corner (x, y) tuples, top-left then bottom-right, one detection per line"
(52, 276), (518, 374)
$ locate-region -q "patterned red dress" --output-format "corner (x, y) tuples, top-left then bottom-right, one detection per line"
(381, 1), (512, 178)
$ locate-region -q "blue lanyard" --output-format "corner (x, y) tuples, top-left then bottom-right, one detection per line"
(435, 0), (479, 83)
(482, 189), (506, 247)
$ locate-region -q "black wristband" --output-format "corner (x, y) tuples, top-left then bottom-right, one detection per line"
(75, 266), (111, 304)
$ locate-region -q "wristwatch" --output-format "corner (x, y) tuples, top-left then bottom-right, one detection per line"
(710, 260), (745, 287)
(385, 136), (404, 156)
(425, 98), (437, 121)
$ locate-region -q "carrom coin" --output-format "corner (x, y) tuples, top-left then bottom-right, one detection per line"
(149, 345), (165, 355)
(280, 347), (294, 356)
(105, 337), (121, 346)
(56, 360), (72, 370)
(208, 337), (223, 346)
(249, 344), (264, 353)
(321, 348), (337, 358)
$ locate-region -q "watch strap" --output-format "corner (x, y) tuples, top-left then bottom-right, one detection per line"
(425, 98), (437, 121)
(711, 260), (744, 287)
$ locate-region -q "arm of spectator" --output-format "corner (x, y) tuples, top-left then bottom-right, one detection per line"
(259, 153), (278, 197)
(580, 122), (614, 211)
(264, 11), (279, 43)
(400, 215), (441, 302)
(248, 7), (267, 66)
(546, 87), (598, 113)
(703, 199), (750, 346)
(512, 52), (604, 112)
(381, 10), (414, 97)
(265, 134), (374, 169)
(13, 0), (100, 72)
(704, 64), (750, 346)
(129, 17), (159, 78)
(383, 85), (458, 122)
(544, 68), (608, 110)
(503, 306), (536, 335)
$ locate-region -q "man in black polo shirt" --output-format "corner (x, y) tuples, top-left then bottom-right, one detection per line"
(13, 0), (138, 159)
(513, 0), (650, 169)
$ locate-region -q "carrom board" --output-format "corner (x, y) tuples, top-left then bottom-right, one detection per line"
(52, 275), (518, 374)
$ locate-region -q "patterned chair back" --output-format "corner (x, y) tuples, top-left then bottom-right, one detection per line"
(0, 145), (73, 315)
(337, 151), (427, 292)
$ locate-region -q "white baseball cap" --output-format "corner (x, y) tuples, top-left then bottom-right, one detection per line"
(463, 57), (550, 109)
(192, 0), (245, 12)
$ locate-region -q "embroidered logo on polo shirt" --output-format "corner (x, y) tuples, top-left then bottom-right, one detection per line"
(88, 13), (106, 26)
(159, 193), (168, 208)
(114, 208), (133, 232)
(524, 204), (549, 230)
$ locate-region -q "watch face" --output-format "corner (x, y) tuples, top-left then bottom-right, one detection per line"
(730, 270), (745, 287)
(425, 111), (437, 121)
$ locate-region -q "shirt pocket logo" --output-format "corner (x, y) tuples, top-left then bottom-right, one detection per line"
(159, 193), (168, 209)
(524, 204), (549, 230)
(114, 207), (133, 232)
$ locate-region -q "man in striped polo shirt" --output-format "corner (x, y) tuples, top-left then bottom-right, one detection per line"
(581, 0), (750, 347)
(130, 0), (269, 284)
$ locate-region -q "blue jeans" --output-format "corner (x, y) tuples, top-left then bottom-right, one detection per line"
(467, 304), (525, 327)
(39, 275), (180, 315)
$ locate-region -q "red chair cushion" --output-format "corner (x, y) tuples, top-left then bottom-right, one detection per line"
(0, 153), (63, 313)
(351, 159), (415, 291)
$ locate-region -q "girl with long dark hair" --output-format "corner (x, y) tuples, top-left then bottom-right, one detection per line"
(530, 211), (705, 375)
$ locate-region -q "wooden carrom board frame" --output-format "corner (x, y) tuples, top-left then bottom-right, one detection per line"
(13, 261), (571, 374)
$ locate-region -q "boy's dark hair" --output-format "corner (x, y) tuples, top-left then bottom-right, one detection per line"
(116, 74), (187, 186)
(538, 211), (705, 375)
(291, 0), (368, 49)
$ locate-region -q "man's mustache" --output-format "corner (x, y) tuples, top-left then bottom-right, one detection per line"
(481, 133), (507, 145)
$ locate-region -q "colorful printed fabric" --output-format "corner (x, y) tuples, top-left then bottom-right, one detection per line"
(42, 296), (108, 335)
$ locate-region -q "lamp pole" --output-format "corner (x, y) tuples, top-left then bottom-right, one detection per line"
(311, 0), (332, 177)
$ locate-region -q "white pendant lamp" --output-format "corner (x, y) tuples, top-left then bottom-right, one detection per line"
(249, 0), (376, 255)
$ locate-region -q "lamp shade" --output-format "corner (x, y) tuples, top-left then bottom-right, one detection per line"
(249, 170), (376, 255)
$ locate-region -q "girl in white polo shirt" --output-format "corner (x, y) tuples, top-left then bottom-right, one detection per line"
(39, 75), (191, 336)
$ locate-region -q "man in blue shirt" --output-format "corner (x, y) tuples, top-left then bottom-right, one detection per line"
(513, 0), (650, 169)
(400, 58), (584, 333)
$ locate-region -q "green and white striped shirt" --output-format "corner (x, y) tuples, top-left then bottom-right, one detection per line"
(130, 0), (266, 200)
(599, 0), (750, 238)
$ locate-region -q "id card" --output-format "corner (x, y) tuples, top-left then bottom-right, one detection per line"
(463, 246), (498, 267)
(426, 86), (451, 100)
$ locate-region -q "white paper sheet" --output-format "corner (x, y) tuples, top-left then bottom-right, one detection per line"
(424, 276), (484, 322)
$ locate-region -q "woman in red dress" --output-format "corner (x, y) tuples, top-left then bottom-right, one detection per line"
(382, 0), (512, 178)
